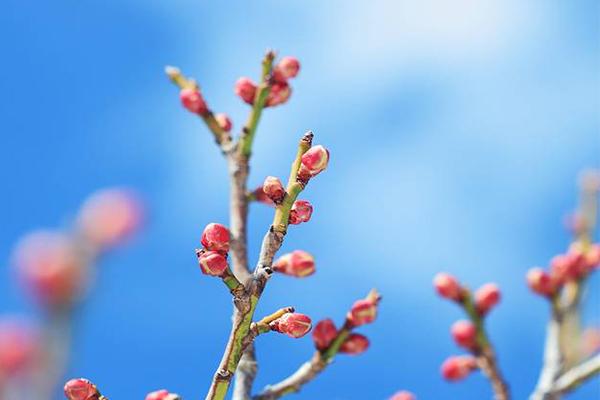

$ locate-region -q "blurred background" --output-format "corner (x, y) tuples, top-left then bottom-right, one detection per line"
(1, 0), (599, 399)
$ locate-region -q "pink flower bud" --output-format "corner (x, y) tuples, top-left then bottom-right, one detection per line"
(441, 356), (477, 381)
(64, 378), (100, 400)
(180, 88), (208, 115)
(339, 333), (369, 355)
(0, 318), (37, 376)
(270, 313), (312, 338)
(312, 319), (337, 350)
(273, 56), (300, 81)
(474, 283), (501, 315)
(451, 320), (477, 349)
(235, 77), (257, 105)
(299, 145), (330, 179)
(77, 188), (143, 249)
(273, 250), (315, 277)
(201, 223), (230, 254)
(214, 113), (232, 132)
(289, 200), (313, 225)
(526, 268), (557, 297)
(347, 299), (377, 327)
(433, 273), (463, 301)
(198, 251), (228, 277)
(265, 81), (291, 107)
(262, 176), (286, 204)
(13, 231), (84, 306)
(550, 252), (585, 283)
(146, 390), (180, 400)
(389, 391), (416, 400)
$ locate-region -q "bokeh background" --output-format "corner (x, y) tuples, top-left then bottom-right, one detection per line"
(1, 0), (599, 398)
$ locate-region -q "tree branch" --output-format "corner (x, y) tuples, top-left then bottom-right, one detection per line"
(551, 354), (600, 395)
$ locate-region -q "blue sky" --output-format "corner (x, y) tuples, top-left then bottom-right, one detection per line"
(0, 1), (599, 399)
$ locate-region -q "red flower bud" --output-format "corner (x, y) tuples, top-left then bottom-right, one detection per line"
(266, 81), (291, 107)
(64, 378), (100, 400)
(389, 391), (416, 400)
(474, 283), (501, 315)
(526, 268), (557, 297)
(198, 251), (228, 277)
(299, 145), (329, 179)
(339, 333), (369, 355)
(262, 176), (286, 204)
(180, 88), (208, 115)
(312, 319), (337, 350)
(433, 273), (463, 301)
(273, 250), (315, 277)
(289, 200), (313, 225)
(0, 319), (37, 376)
(235, 77), (257, 105)
(146, 389), (180, 400)
(273, 56), (300, 81)
(347, 299), (377, 327)
(214, 113), (232, 132)
(271, 313), (312, 338)
(201, 223), (230, 254)
(450, 320), (477, 349)
(441, 356), (477, 381)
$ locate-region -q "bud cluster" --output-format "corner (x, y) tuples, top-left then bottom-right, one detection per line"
(197, 223), (231, 277)
(433, 273), (501, 316)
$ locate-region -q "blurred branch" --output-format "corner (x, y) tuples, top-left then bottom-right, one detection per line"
(550, 354), (600, 395)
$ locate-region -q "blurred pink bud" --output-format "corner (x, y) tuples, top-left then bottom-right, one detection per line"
(201, 223), (230, 254)
(526, 268), (557, 297)
(0, 318), (37, 376)
(78, 188), (143, 249)
(582, 327), (600, 356)
(180, 88), (208, 115)
(312, 319), (337, 350)
(299, 145), (330, 179)
(550, 252), (583, 283)
(265, 81), (291, 107)
(289, 200), (313, 225)
(339, 333), (369, 355)
(198, 251), (228, 277)
(251, 186), (275, 206)
(451, 320), (477, 349)
(271, 313), (312, 338)
(262, 176), (286, 204)
(146, 389), (181, 400)
(273, 250), (315, 278)
(13, 231), (84, 306)
(64, 378), (100, 400)
(474, 283), (501, 315)
(273, 56), (300, 81)
(235, 77), (257, 105)
(214, 113), (232, 132)
(389, 391), (416, 400)
(433, 273), (463, 301)
(441, 356), (477, 381)
(347, 299), (377, 327)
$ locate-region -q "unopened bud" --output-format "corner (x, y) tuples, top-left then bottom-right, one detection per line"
(550, 253), (582, 283)
(235, 77), (257, 105)
(441, 356), (477, 381)
(266, 81), (291, 107)
(146, 390), (181, 400)
(474, 283), (501, 315)
(64, 378), (100, 400)
(450, 320), (477, 349)
(0, 319), (37, 376)
(433, 273), (463, 301)
(526, 268), (557, 297)
(289, 200), (313, 225)
(273, 56), (300, 81)
(180, 88), (208, 115)
(339, 333), (369, 355)
(262, 176), (286, 204)
(201, 223), (230, 254)
(389, 391), (416, 400)
(299, 145), (329, 180)
(312, 319), (337, 350)
(347, 299), (377, 327)
(214, 113), (232, 132)
(198, 251), (228, 277)
(273, 250), (315, 277)
(270, 313), (312, 338)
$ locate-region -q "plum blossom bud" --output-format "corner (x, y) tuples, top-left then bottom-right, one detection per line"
(347, 299), (377, 327)
(265, 81), (291, 107)
(201, 223), (230, 254)
(77, 188), (143, 249)
(0, 318), (37, 376)
(550, 253), (582, 284)
(180, 88), (208, 115)
(389, 391), (416, 400)
(451, 320), (477, 349)
(526, 268), (557, 297)
(198, 251), (228, 277)
(474, 283), (501, 315)
(146, 390), (181, 400)
(273, 250), (315, 277)
(339, 333), (369, 355)
(64, 378), (100, 400)
(262, 176), (286, 204)
(299, 145), (329, 180)
(13, 231), (84, 306)
(289, 200), (313, 225)
(433, 273), (463, 301)
(270, 313), (312, 338)
(235, 77), (257, 105)
(441, 356), (477, 381)
(312, 319), (337, 350)
(273, 56), (300, 82)
(214, 113), (232, 132)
